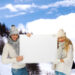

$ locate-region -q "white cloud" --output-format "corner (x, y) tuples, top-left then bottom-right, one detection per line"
(39, 0), (75, 9)
(53, 0), (75, 7)
(5, 4), (18, 12)
(17, 23), (26, 33)
(0, 4), (18, 12)
(14, 4), (32, 11)
(26, 13), (75, 39)
(5, 12), (26, 18)
(0, 3), (35, 12)
(0, 0), (75, 12)
(14, 0), (32, 2)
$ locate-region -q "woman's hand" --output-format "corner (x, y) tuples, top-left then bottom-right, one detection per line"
(26, 33), (32, 37)
(16, 56), (23, 62)
(60, 59), (64, 62)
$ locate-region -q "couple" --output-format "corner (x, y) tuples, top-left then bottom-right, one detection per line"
(2, 25), (73, 75)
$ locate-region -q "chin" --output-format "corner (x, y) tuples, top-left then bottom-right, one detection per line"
(12, 39), (17, 42)
(13, 40), (17, 42)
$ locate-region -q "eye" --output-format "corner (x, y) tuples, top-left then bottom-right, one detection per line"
(13, 34), (15, 36)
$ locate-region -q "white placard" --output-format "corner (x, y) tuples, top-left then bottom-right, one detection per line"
(20, 35), (57, 63)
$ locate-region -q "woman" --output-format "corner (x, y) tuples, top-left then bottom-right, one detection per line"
(2, 25), (31, 75)
(53, 29), (73, 75)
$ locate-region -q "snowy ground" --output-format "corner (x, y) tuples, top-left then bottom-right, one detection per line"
(0, 56), (12, 75)
(0, 64), (75, 75)
(71, 69), (75, 75)
(0, 56), (75, 75)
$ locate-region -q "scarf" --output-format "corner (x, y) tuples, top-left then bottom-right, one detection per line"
(57, 42), (67, 59)
(8, 36), (20, 56)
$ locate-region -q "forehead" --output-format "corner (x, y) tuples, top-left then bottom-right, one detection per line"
(58, 37), (65, 39)
(11, 34), (19, 36)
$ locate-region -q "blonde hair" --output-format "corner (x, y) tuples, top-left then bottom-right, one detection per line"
(57, 37), (73, 52)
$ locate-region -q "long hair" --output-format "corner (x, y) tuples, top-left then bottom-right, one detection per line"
(57, 37), (73, 52)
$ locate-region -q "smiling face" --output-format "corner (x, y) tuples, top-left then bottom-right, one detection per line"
(10, 34), (19, 41)
(58, 36), (66, 42)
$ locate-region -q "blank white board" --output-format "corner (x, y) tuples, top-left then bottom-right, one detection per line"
(20, 35), (57, 63)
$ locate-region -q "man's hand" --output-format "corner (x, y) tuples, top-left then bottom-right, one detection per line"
(16, 56), (23, 62)
(26, 33), (32, 37)
(60, 59), (64, 63)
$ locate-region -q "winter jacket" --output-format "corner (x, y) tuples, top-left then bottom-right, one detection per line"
(2, 43), (26, 69)
(53, 45), (73, 75)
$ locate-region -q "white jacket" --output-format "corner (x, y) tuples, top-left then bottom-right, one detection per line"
(53, 45), (73, 75)
(2, 43), (26, 69)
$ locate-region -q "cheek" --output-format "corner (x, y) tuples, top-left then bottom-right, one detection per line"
(58, 39), (61, 41)
(14, 36), (18, 39)
(58, 38), (63, 42)
(12, 36), (16, 39)
(15, 36), (18, 39)
(13, 37), (16, 40)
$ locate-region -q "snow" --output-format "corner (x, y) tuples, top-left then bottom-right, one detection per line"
(0, 56), (12, 75)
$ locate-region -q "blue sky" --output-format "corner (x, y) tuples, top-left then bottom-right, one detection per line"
(0, 0), (75, 28)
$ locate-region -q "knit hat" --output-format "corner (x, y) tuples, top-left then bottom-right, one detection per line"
(9, 25), (19, 36)
(57, 29), (66, 38)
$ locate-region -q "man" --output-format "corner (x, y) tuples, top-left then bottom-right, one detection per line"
(2, 25), (31, 75)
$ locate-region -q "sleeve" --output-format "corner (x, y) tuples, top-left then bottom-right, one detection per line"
(2, 44), (18, 64)
(63, 45), (73, 64)
(53, 45), (73, 64)
(53, 58), (60, 64)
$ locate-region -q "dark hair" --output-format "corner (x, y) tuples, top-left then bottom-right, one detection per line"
(11, 25), (15, 27)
